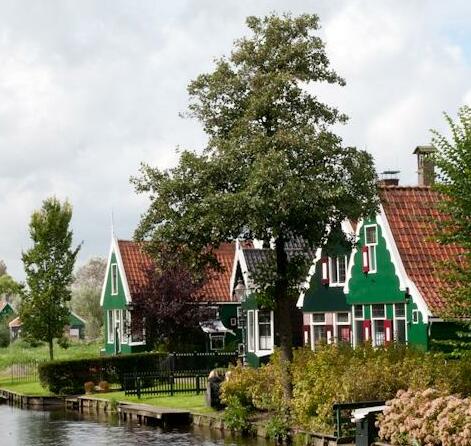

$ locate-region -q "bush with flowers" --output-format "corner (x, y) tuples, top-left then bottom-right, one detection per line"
(221, 344), (471, 434)
(377, 388), (471, 446)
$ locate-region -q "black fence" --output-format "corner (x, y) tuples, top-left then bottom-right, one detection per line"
(123, 370), (209, 398)
(332, 400), (385, 440)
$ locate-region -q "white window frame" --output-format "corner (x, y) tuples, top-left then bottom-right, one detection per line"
(364, 225), (378, 273)
(393, 303), (407, 343)
(310, 312), (328, 350)
(328, 256), (348, 286)
(334, 312), (351, 344)
(412, 309), (420, 324)
(210, 334), (225, 351)
(107, 310), (114, 344)
(247, 310), (255, 352)
(371, 304), (386, 347)
(111, 264), (119, 295)
(256, 310), (274, 353)
(237, 307), (243, 329)
(352, 305), (364, 347)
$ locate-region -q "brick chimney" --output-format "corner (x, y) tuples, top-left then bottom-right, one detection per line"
(413, 146), (436, 186)
(378, 170), (400, 187)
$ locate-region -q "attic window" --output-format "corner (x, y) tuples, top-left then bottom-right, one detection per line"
(111, 264), (118, 295)
(329, 256), (348, 286)
(364, 225), (378, 273)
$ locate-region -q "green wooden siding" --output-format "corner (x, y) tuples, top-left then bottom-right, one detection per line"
(347, 220), (404, 305)
(218, 303), (242, 350)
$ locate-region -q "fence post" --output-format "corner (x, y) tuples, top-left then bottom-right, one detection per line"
(170, 372), (174, 396)
(137, 377), (141, 399)
(196, 374), (200, 395)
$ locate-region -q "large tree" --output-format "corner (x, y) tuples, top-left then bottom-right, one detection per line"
(432, 106), (471, 319)
(21, 197), (81, 359)
(71, 257), (107, 339)
(133, 13), (377, 406)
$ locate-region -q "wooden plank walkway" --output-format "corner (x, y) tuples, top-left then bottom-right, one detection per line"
(118, 403), (191, 426)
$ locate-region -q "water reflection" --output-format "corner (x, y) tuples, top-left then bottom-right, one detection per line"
(0, 405), (273, 446)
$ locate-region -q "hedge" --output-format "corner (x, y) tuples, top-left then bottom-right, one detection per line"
(38, 351), (238, 394)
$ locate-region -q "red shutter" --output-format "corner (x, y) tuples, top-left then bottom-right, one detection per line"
(362, 320), (371, 342)
(362, 246), (370, 273)
(326, 324), (334, 344)
(384, 320), (393, 345)
(303, 325), (311, 347)
(321, 257), (329, 285)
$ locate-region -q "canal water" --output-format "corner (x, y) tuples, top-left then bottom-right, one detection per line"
(0, 405), (273, 446)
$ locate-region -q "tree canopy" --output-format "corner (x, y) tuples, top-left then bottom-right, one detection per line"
(20, 197), (81, 359)
(133, 13), (378, 404)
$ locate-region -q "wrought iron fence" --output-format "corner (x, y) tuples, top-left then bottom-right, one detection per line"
(123, 370), (209, 398)
(7, 360), (44, 384)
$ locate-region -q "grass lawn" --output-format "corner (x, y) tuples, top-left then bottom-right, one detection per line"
(99, 391), (218, 415)
(0, 380), (52, 396)
(0, 339), (103, 370)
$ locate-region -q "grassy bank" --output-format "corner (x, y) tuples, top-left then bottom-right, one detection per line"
(0, 339), (102, 370)
(0, 380), (51, 396)
(98, 391), (216, 415)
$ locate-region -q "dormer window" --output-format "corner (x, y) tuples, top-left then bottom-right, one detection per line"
(329, 256), (348, 286)
(364, 225), (378, 273)
(111, 264), (118, 295)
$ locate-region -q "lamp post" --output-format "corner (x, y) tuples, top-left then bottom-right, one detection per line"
(234, 279), (247, 364)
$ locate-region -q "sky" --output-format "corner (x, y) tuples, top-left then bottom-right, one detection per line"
(1, 0), (471, 280)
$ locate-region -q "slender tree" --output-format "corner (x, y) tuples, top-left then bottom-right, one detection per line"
(133, 13), (378, 408)
(71, 257), (107, 339)
(21, 197), (81, 359)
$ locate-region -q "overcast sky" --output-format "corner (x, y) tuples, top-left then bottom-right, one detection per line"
(1, 0), (471, 280)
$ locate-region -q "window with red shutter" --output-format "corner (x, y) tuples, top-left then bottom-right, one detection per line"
(384, 319), (393, 344)
(321, 257), (329, 285)
(362, 320), (371, 341)
(362, 246), (369, 273)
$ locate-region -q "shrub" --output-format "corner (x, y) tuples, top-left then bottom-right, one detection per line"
(0, 325), (10, 348)
(223, 395), (253, 433)
(98, 381), (110, 392)
(84, 381), (95, 394)
(377, 389), (471, 446)
(39, 351), (238, 394)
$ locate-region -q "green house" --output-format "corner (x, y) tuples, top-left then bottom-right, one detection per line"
(233, 240), (306, 367)
(297, 222), (354, 349)
(0, 301), (15, 323)
(344, 184), (462, 350)
(100, 237), (241, 355)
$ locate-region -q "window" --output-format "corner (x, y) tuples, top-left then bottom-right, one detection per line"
(336, 312), (351, 343)
(258, 310), (272, 351)
(311, 313), (329, 347)
(354, 305), (364, 319)
(111, 264), (119, 295)
(230, 317), (237, 327)
(329, 256), (348, 286)
(247, 311), (255, 352)
(353, 305), (364, 346)
(372, 304), (385, 319)
(412, 309), (420, 324)
(210, 335), (225, 351)
(371, 304), (386, 347)
(107, 310), (114, 343)
(364, 225), (378, 273)
(237, 307), (243, 329)
(394, 304), (407, 343)
(128, 311), (145, 343)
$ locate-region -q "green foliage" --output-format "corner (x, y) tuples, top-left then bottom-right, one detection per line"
(266, 413), (290, 442)
(38, 351), (237, 394)
(0, 324), (10, 348)
(71, 257), (106, 339)
(223, 395), (253, 433)
(20, 197), (81, 360)
(133, 12), (378, 405)
(222, 345), (471, 434)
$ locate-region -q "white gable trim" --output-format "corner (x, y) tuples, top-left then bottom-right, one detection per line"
(99, 236), (132, 306)
(344, 218), (363, 294)
(70, 311), (87, 325)
(296, 247), (322, 308)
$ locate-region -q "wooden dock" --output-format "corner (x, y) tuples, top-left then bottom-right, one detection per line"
(119, 403), (191, 426)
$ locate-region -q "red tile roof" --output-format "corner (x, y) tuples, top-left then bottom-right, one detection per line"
(117, 240), (236, 303)
(117, 240), (154, 296)
(380, 186), (464, 315)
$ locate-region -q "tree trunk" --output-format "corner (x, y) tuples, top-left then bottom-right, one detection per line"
(274, 237), (293, 407)
(48, 338), (54, 361)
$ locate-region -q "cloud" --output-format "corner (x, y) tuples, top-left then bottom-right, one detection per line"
(0, 1), (470, 279)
